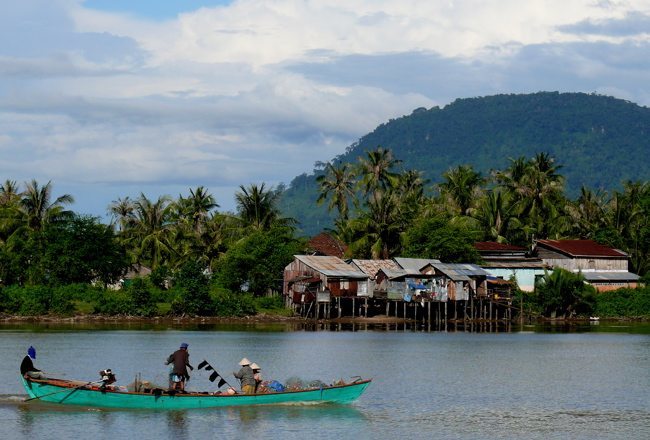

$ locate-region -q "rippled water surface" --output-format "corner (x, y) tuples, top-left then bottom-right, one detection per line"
(1, 322), (648, 439)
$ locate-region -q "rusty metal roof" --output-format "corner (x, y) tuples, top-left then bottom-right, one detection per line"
(394, 257), (441, 273)
(294, 255), (368, 279)
(474, 241), (527, 252)
(536, 239), (628, 258)
(349, 259), (400, 279)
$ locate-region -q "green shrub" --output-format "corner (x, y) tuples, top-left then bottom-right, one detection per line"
(126, 278), (157, 317)
(594, 286), (650, 318)
(94, 290), (134, 315)
(170, 261), (213, 316)
(211, 287), (256, 317)
(0, 285), (74, 316)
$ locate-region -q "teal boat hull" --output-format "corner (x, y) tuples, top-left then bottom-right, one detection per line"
(21, 377), (371, 409)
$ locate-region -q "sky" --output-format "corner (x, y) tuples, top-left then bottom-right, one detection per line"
(1, 0), (650, 217)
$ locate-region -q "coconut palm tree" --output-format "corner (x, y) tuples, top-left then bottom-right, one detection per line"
(316, 162), (356, 221)
(0, 180), (22, 207)
(235, 183), (286, 231)
(127, 194), (175, 269)
(357, 146), (401, 203)
(108, 196), (136, 233)
(347, 190), (404, 259)
(566, 186), (608, 238)
(20, 179), (74, 231)
(471, 189), (520, 243)
(179, 186), (219, 234)
(438, 165), (485, 216)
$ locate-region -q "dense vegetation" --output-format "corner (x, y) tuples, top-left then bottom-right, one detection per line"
(0, 180), (303, 317)
(279, 92), (650, 235)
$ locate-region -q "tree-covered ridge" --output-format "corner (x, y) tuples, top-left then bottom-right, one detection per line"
(279, 92), (650, 235)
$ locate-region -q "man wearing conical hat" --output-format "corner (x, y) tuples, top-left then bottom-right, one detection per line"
(233, 358), (255, 394)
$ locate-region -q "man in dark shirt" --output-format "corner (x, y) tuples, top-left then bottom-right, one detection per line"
(165, 343), (193, 391)
(20, 346), (45, 379)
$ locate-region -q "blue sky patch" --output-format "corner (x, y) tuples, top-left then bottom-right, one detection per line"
(84, 0), (233, 20)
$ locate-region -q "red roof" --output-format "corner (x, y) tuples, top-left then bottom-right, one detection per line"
(474, 241), (526, 252)
(307, 232), (348, 258)
(536, 239), (628, 258)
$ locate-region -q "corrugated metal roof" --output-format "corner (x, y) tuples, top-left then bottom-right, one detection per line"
(582, 271), (640, 282)
(294, 255), (368, 279)
(394, 257), (441, 273)
(349, 259), (400, 278)
(379, 268), (410, 279)
(536, 239), (628, 258)
(432, 263), (489, 281)
(481, 260), (547, 269)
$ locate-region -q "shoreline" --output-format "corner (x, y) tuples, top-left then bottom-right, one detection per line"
(0, 313), (646, 325)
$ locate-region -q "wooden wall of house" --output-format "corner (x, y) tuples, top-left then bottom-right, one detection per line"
(542, 257), (628, 272)
(282, 259), (326, 295)
(327, 279), (358, 297)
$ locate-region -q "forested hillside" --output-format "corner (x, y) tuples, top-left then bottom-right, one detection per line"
(279, 92), (650, 235)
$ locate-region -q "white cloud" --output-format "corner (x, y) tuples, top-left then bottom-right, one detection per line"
(1, 0), (649, 213)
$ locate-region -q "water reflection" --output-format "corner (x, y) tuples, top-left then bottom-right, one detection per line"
(0, 320), (648, 334)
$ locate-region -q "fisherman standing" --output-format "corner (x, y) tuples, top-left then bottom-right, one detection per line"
(20, 346), (45, 379)
(233, 358), (256, 394)
(165, 343), (193, 391)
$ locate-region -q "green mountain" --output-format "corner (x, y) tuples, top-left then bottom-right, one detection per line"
(279, 92), (650, 236)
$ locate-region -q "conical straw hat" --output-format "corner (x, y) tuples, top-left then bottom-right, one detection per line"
(239, 357), (251, 366)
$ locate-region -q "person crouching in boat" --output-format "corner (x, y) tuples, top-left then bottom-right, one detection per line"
(165, 343), (193, 391)
(233, 358), (256, 394)
(21, 346), (46, 380)
(251, 363), (262, 393)
(99, 369), (116, 390)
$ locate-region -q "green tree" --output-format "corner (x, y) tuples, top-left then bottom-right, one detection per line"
(20, 180), (74, 231)
(402, 216), (482, 263)
(127, 194), (175, 269)
(316, 162), (356, 221)
(33, 215), (129, 286)
(235, 183), (287, 231)
(438, 164), (485, 216)
(214, 226), (305, 294)
(171, 260), (213, 316)
(108, 196), (135, 232)
(357, 146), (401, 203)
(535, 268), (596, 318)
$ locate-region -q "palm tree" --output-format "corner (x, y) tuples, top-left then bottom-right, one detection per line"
(357, 146), (401, 203)
(235, 183), (284, 230)
(127, 194), (175, 269)
(0, 180), (22, 207)
(471, 189), (520, 243)
(316, 162), (356, 221)
(179, 186), (219, 234)
(347, 190), (404, 259)
(566, 186), (608, 238)
(108, 197), (136, 232)
(438, 165), (485, 216)
(495, 153), (568, 240)
(20, 179), (74, 231)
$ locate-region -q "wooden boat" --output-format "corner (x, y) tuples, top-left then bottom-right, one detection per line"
(21, 376), (371, 409)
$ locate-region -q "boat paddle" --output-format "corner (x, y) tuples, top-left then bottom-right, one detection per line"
(24, 380), (104, 402)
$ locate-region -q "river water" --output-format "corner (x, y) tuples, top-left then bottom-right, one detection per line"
(1, 322), (648, 439)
